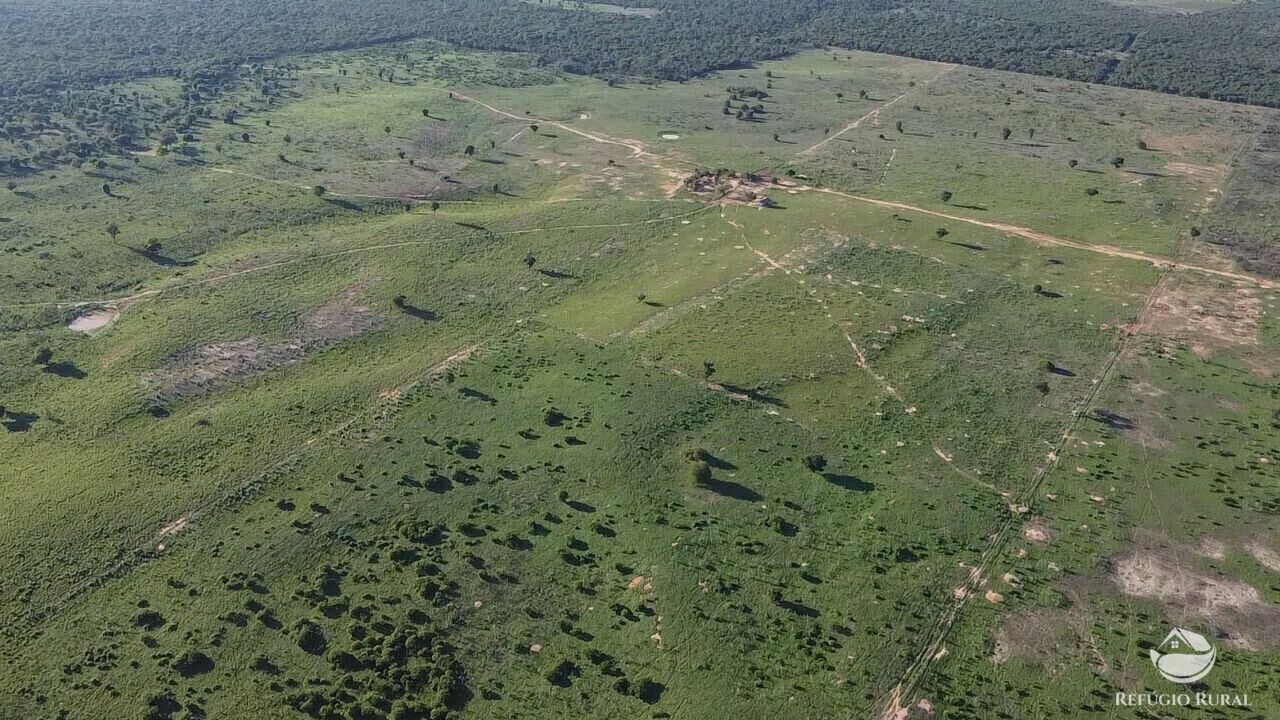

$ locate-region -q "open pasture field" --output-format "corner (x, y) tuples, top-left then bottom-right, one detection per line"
(1, 43), (1278, 720)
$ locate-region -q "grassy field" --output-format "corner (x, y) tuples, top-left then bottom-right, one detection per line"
(1, 42), (1278, 720)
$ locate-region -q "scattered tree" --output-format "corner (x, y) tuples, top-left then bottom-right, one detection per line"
(939, 190), (953, 203)
(105, 222), (120, 241)
(802, 454), (827, 473)
(689, 461), (713, 486)
(313, 184), (327, 197)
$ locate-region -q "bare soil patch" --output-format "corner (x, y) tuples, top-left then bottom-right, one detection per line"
(1245, 539), (1280, 573)
(146, 279), (383, 402)
(68, 307), (119, 333)
(1135, 278), (1261, 352)
(1022, 518), (1054, 545)
(992, 608), (1081, 668)
(1163, 161), (1229, 188)
(1112, 549), (1280, 650)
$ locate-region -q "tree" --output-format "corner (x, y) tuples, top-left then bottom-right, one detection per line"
(105, 222), (120, 241)
(523, 252), (536, 269)
(802, 454), (827, 473)
(689, 461), (713, 486)
(939, 190), (953, 203)
(636, 292), (646, 303)
(313, 184), (327, 197)
(422, 108), (430, 117)
(34, 347), (53, 365)
(702, 361), (716, 380)
(101, 183), (111, 196)
(1032, 284), (1043, 295)
(1001, 127), (1012, 141)
(1110, 156), (1125, 168)
(529, 124), (539, 133)
(384, 125), (391, 135)
(1028, 128), (1036, 140)
(895, 120), (903, 134)
(240, 132), (250, 143)
(858, 90), (867, 100)
(464, 145), (476, 156)
(935, 227), (949, 239)
(1137, 139), (1148, 150)
(430, 201), (440, 214)
(1068, 159), (1078, 169)
(6, 180), (17, 192)
(1085, 187), (1099, 196)
(772, 133), (779, 142)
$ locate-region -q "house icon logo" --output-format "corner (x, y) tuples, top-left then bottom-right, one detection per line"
(1150, 628), (1216, 683)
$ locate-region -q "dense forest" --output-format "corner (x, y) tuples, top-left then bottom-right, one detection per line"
(2, 0), (1279, 169)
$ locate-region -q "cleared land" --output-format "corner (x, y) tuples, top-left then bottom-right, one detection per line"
(1, 44), (1278, 720)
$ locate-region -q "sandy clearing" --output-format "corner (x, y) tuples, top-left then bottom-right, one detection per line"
(68, 307), (119, 333)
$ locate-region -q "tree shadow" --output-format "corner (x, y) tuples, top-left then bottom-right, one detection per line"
(947, 241), (986, 251)
(704, 478), (763, 502)
(1090, 409), (1136, 431)
(1049, 366), (1076, 377)
(478, 158), (506, 165)
(324, 197), (364, 213)
(642, 300), (664, 307)
(458, 387), (498, 404)
(455, 222), (487, 231)
(1, 411), (38, 432)
(538, 268), (577, 279)
(700, 451), (737, 471)
(720, 383), (786, 407)
(393, 296), (436, 321)
(128, 246), (197, 267)
(772, 592), (820, 618)
(951, 203), (988, 211)
(1034, 289), (1064, 298)
(823, 472), (873, 492)
(44, 362), (87, 379)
